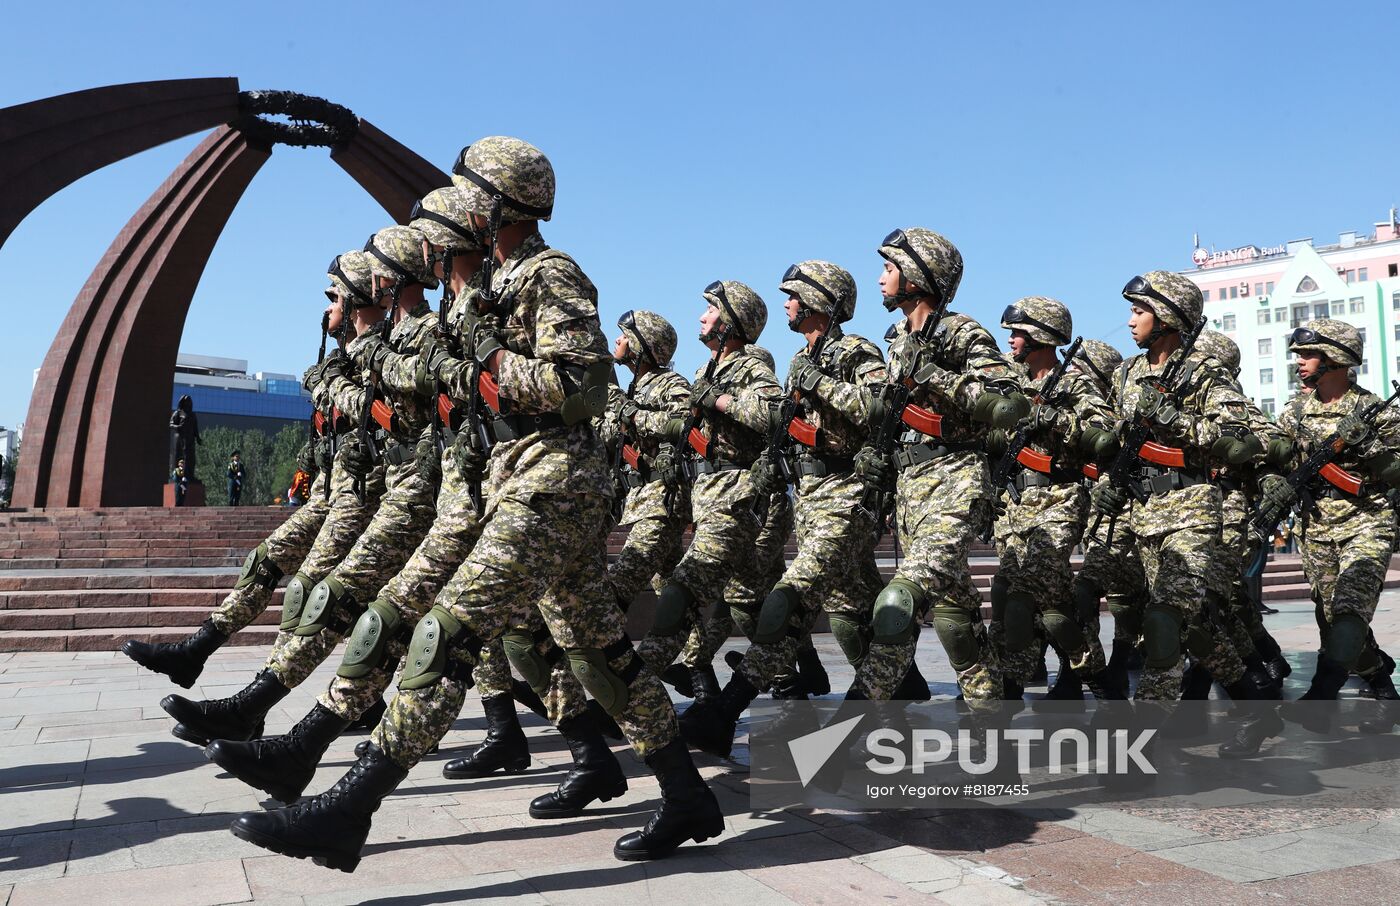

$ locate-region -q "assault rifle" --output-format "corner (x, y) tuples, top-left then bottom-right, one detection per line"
(314, 312), (331, 501)
(986, 336), (1084, 528)
(1251, 379), (1400, 537)
(353, 305), (396, 505)
(1088, 315), (1207, 546)
(677, 321), (731, 476)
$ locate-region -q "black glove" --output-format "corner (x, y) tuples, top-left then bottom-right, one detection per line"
(415, 434), (442, 486)
(448, 430), (487, 484)
(295, 440), (317, 475)
(1255, 473), (1297, 530)
(749, 450), (784, 498)
(1338, 412), (1372, 447)
(319, 350), (350, 385)
(618, 399), (640, 428)
(338, 437), (374, 478)
(790, 357), (826, 396)
(854, 445), (895, 492)
(1089, 481), (1129, 517)
(689, 379), (722, 412)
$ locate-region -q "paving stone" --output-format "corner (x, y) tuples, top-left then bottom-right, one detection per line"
(0, 740), (90, 786)
(0, 729), (40, 748)
(37, 716), (175, 743)
(6, 857), (250, 906)
(301, 869), (541, 906)
(0, 785), (81, 836)
(0, 692), (99, 717)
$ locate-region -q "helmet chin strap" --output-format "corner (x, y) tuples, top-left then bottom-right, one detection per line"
(787, 304), (814, 332)
(1301, 357), (1342, 388)
(881, 275), (930, 312)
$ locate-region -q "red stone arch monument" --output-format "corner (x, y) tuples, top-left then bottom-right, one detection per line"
(1, 79), (448, 506)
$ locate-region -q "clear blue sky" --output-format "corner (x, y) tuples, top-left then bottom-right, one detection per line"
(3, 1), (1399, 431)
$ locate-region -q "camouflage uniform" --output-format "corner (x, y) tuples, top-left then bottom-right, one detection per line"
(990, 313), (1115, 691)
(640, 324), (784, 675)
(1278, 385), (1400, 667)
(372, 230), (677, 766)
(1101, 276), (1258, 702)
(736, 325), (885, 687)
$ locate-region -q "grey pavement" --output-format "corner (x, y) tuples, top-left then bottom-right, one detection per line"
(1, 594), (1399, 904)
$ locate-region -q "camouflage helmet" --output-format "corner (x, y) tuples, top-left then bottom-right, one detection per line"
(1196, 329), (1241, 375)
(1122, 270), (1202, 333)
(1074, 339), (1123, 388)
(451, 136), (554, 225)
(364, 225), (438, 290)
(744, 344), (776, 372)
(617, 309), (677, 368)
(1290, 317), (1363, 367)
(410, 186), (482, 251)
(779, 259), (857, 324)
(1001, 296), (1071, 347)
(877, 227), (964, 310)
(326, 249), (376, 310)
(703, 280), (767, 344)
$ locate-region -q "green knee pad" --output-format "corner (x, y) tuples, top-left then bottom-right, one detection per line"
(872, 578), (924, 645)
(1327, 613), (1370, 671)
(1141, 604), (1184, 670)
(337, 599), (401, 679)
(1003, 592), (1038, 653)
(828, 615), (868, 667)
(1071, 577), (1103, 625)
(1040, 605), (1083, 655)
(279, 572), (314, 632)
(503, 629), (551, 695)
(399, 605), (472, 691)
(1183, 614), (1216, 661)
(729, 599), (760, 639)
(652, 582), (694, 637)
(1106, 593), (1142, 638)
(930, 604), (979, 673)
(754, 584), (801, 645)
(235, 543), (284, 592)
(295, 576), (356, 637)
(566, 642), (639, 717)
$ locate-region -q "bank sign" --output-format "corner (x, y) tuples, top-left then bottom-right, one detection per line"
(1193, 243), (1287, 268)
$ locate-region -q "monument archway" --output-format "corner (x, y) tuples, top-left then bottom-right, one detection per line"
(1, 79), (449, 507)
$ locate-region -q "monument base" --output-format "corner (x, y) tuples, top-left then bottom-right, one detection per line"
(163, 480), (205, 508)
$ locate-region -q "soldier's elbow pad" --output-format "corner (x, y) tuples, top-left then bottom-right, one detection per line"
(1080, 426), (1120, 462)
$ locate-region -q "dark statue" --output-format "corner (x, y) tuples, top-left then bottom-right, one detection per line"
(169, 394), (201, 481)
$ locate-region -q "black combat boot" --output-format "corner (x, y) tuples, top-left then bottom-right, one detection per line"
(122, 619), (228, 688)
(795, 642), (831, 696)
(1359, 648), (1398, 700)
(1217, 679), (1284, 758)
(347, 697), (386, 732)
(230, 742), (408, 872)
(1252, 632), (1292, 685)
(442, 694), (531, 779)
(1242, 654), (1282, 699)
(162, 669), (289, 746)
(206, 703), (351, 803)
(511, 679), (548, 719)
(679, 670), (760, 758)
(1359, 670), (1400, 734)
(1044, 663), (1085, 701)
(1280, 653), (1349, 734)
(1104, 642), (1131, 697)
(613, 738), (725, 861)
(690, 663), (721, 706)
(661, 663), (695, 698)
(1083, 666), (1129, 701)
(893, 661), (931, 702)
(1029, 638), (1050, 685)
(529, 712), (628, 818)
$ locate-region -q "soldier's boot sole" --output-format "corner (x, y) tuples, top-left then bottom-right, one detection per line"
(441, 741), (531, 779)
(172, 718), (263, 748)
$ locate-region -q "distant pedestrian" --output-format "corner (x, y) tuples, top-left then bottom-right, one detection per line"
(227, 451), (246, 506)
(171, 458), (189, 506)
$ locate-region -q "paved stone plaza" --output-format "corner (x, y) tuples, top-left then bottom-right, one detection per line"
(3, 596), (1400, 905)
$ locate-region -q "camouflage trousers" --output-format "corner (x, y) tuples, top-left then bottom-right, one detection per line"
(1076, 494), (1148, 648)
(739, 473), (877, 689)
(267, 459), (430, 689)
(371, 489), (678, 769)
(684, 490), (794, 673)
(862, 452), (996, 705)
(990, 483), (1105, 684)
(638, 469), (761, 673)
(1128, 484), (1225, 701)
(1299, 503), (1397, 628)
(208, 470), (331, 636)
(608, 508), (687, 612)
(256, 460), (385, 681)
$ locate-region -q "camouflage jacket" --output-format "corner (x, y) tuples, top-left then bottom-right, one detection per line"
(1214, 372), (1284, 485)
(786, 326), (886, 457)
(886, 311), (1017, 444)
(325, 330), (383, 435)
(1111, 348), (1257, 474)
(456, 232), (613, 499)
(368, 299), (437, 440)
(1278, 384), (1400, 514)
(1008, 360), (1114, 473)
(690, 346), (784, 466)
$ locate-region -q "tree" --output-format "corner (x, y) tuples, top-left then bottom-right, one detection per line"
(197, 425), (306, 506)
(0, 439), (16, 508)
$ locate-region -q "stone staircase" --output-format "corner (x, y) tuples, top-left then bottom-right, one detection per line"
(0, 507), (1394, 652)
